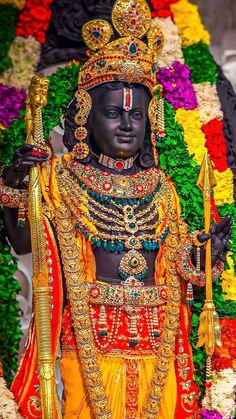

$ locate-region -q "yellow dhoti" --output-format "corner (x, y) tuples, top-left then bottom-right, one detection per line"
(60, 352), (177, 419)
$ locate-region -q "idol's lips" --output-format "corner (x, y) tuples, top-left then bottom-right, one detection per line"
(116, 135), (135, 142)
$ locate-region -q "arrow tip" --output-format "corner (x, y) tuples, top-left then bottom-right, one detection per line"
(197, 153), (217, 192)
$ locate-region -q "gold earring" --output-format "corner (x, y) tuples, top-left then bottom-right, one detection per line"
(148, 86), (166, 165)
(73, 89), (92, 160)
(74, 89), (92, 139)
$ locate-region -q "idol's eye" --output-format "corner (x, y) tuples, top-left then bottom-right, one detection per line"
(104, 110), (119, 119)
(131, 111), (143, 120)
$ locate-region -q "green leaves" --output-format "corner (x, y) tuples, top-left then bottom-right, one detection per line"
(0, 208), (21, 385)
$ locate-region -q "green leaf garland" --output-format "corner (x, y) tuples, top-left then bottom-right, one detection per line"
(0, 5), (19, 74)
(183, 42), (218, 85)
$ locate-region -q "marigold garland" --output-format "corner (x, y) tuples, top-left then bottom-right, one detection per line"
(171, 0), (210, 47)
(183, 42), (218, 84)
(175, 108), (207, 165)
(221, 253), (236, 301)
(213, 169), (234, 206)
(158, 99), (204, 230)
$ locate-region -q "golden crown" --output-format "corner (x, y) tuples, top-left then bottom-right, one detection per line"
(78, 0), (164, 94)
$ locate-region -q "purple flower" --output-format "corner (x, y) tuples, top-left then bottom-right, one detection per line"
(0, 84), (26, 128)
(157, 61), (197, 111)
(201, 409), (223, 419)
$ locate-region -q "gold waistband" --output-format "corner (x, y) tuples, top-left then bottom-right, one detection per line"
(84, 281), (167, 307)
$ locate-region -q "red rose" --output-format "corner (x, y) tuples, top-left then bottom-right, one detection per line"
(16, 0), (53, 43)
(152, 9), (173, 18)
(202, 118), (228, 173)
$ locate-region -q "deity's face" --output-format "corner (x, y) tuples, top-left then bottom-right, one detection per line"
(88, 84), (151, 159)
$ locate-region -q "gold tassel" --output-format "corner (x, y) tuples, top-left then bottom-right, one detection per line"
(197, 300), (222, 356)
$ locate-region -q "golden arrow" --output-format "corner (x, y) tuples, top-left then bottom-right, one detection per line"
(196, 153), (221, 357)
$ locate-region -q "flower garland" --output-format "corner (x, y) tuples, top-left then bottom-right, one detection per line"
(202, 368), (236, 418)
(150, 0), (179, 19)
(171, 0), (210, 47)
(15, 0), (53, 43)
(151, 17), (184, 67)
(175, 109), (207, 164)
(212, 319), (236, 371)
(157, 61), (197, 110)
(193, 83), (223, 125)
(183, 42), (218, 85)
(201, 118), (228, 172)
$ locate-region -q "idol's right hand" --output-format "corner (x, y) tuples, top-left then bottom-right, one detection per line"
(2, 144), (48, 188)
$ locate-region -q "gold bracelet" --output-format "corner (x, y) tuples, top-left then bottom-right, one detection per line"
(192, 230), (206, 247)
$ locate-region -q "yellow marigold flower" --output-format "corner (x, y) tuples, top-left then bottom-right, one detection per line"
(221, 252), (236, 301)
(175, 109), (207, 165)
(171, 0), (211, 47)
(214, 169), (234, 206)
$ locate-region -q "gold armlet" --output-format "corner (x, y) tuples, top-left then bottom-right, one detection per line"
(176, 236), (224, 287)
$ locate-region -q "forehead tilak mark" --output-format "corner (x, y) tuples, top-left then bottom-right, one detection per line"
(123, 87), (133, 111)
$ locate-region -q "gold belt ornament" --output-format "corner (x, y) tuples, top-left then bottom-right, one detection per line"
(85, 279), (167, 307)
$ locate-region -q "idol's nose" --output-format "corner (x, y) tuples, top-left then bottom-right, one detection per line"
(120, 112), (133, 132)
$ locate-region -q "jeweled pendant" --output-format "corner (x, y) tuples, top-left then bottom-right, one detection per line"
(118, 249), (148, 280)
(72, 143), (90, 160)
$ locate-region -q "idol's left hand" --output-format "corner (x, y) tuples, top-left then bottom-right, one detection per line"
(194, 216), (232, 268)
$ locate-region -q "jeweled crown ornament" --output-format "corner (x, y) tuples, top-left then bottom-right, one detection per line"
(79, 0), (164, 94)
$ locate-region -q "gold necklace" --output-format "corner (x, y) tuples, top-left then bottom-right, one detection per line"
(57, 167), (171, 245)
(62, 156), (161, 199)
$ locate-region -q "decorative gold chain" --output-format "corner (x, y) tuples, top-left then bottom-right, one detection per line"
(54, 205), (112, 419)
(143, 207), (181, 418)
